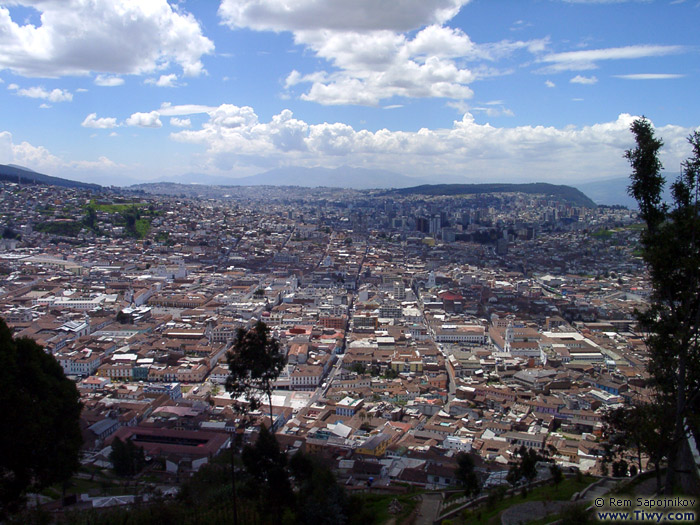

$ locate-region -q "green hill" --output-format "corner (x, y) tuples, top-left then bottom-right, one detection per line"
(384, 182), (597, 208)
(0, 164), (102, 191)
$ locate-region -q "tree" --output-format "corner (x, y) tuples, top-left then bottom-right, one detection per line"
(0, 318), (82, 517)
(550, 464), (563, 486)
(109, 437), (146, 477)
(612, 459), (629, 478)
(241, 425), (292, 520)
(226, 321), (286, 426)
(507, 446), (542, 486)
(455, 452), (480, 497)
(625, 118), (700, 494)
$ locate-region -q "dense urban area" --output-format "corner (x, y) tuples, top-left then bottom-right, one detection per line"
(0, 179), (665, 521)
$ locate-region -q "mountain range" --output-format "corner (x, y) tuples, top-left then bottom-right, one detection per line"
(2, 162), (659, 208)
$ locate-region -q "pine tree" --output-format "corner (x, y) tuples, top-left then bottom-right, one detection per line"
(625, 118), (700, 493)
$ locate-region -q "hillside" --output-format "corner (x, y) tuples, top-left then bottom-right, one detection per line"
(0, 164), (102, 191)
(384, 182), (597, 208)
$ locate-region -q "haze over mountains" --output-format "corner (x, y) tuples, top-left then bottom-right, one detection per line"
(3, 162), (643, 207)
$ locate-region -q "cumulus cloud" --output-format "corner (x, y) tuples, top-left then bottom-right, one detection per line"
(282, 26), (546, 105)
(545, 80), (556, 88)
(221, 2), (545, 106)
(82, 113), (119, 129)
(169, 104), (694, 181)
(170, 117), (191, 128)
(126, 111), (162, 128)
(146, 74), (179, 87)
(9, 85), (73, 102)
(0, 130), (124, 183)
(0, 0), (214, 77)
(0, 130), (65, 172)
(570, 75), (598, 84)
(94, 75), (124, 87)
(218, 0), (470, 32)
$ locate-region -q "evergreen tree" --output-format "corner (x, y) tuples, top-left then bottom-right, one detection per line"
(109, 437), (146, 477)
(625, 118), (700, 493)
(0, 318), (82, 517)
(455, 452), (480, 497)
(226, 321), (286, 425)
(240, 425), (292, 519)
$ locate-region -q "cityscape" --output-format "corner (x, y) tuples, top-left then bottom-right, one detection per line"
(1, 170), (688, 522)
(1, 0), (699, 523)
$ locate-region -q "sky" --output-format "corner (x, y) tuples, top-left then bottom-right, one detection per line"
(0, 0), (698, 187)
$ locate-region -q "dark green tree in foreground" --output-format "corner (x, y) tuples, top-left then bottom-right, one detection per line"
(109, 437), (146, 477)
(240, 425), (292, 521)
(226, 321), (286, 425)
(507, 446), (543, 486)
(455, 452), (480, 497)
(625, 117), (700, 493)
(0, 317), (82, 517)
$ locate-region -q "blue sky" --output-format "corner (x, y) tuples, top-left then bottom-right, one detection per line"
(0, 0), (698, 186)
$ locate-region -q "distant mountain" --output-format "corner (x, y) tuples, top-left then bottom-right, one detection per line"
(573, 176), (675, 208)
(162, 166), (432, 189)
(572, 177), (635, 207)
(0, 164), (102, 191)
(384, 182), (597, 208)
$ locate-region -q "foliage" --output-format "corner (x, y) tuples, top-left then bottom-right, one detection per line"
(550, 464), (564, 486)
(34, 220), (83, 237)
(2, 226), (20, 240)
(109, 437), (146, 477)
(0, 318), (82, 517)
(240, 425), (292, 519)
(349, 362), (367, 375)
(625, 118), (700, 493)
(455, 452), (480, 497)
(612, 459), (628, 478)
(83, 206), (98, 232)
(603, 401), (672, 490)
(386, 182), (597, 207)
(225, 321), (286, 422)
(507, 446), (544, 486)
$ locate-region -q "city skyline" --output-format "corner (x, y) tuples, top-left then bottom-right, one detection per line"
(0, 0), (698, 186)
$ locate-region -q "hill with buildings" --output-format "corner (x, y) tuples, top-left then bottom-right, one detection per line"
(384, 183), (597, 208)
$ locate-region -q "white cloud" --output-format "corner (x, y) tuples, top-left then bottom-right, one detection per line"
(68, 156), (119, 170)
(169, 104), (694, 182)
(158, 102), (217, 116)
(146, 74), (179, 87)
(282, 26), (517, 105)
(614, 73), (685, 80)
(0, 1), (214, 78)
(539, 44), (686, 72)
(94, 75), (124, 87)
(126, 111), (162, 128)
(82, 113), (119, 129)
(218, 0), (470, 32)
(545, 80), (556, 88)
(11, 85), (73, 102)
(170, 117), (191, 128)
(0, 130), (64, 172)
(221, 2), (544, 106)
(570, 75), (598, 84)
